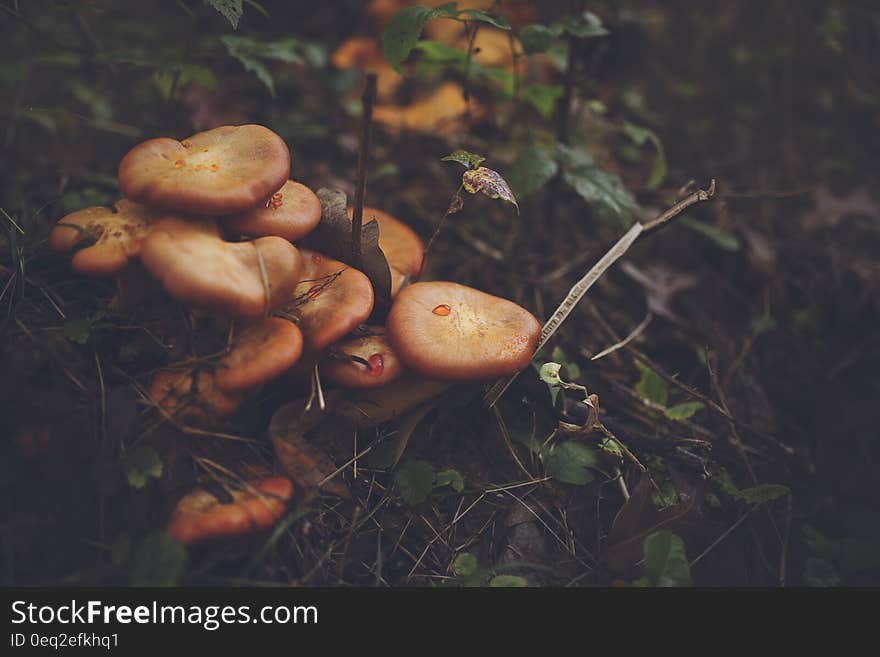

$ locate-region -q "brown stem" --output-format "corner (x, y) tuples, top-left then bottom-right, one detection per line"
(351, 73), (377, 271)
(416, 184), (464, 281)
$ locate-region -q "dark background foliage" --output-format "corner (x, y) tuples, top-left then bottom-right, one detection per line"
(1, 0), (878, 586)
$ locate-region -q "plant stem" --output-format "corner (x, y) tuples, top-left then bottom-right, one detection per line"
(417, 184), (464, 280)
(351, 73), (377, 271)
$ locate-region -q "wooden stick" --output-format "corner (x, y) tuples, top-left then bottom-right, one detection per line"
(351, 73), (377, 271)
(483, 180), (716, 408)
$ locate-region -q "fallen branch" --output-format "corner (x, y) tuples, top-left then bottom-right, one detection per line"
(484, 179), (716, 408)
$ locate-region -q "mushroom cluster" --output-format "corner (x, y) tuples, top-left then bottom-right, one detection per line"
(51, 122), (541, 543)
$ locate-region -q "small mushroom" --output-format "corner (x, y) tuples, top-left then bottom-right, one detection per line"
(224, 180), (322, 242)
(214, 318), (304, 392)
(167, 476), (294, 544)
(283, 249), (374, 351)
(348, 206), (424, 297)
(322, 326), (403, 388)
(373, 82), (479, 136)
(140, 217), (303, 318)
(386, 281), (541, 381)
(149, 368), (244, 422)
(49, 199), (162, 276)
(118, 124), (290, 215)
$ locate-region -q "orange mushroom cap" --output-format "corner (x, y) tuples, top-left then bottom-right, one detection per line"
(167, 477), (294, 545)
(149, 368), (244, 421)
(118, 124), (290, 216)
(322, 327), (403, 388)
(224, 180), (322, 242)
(214, 318), (304, 392)
(386, 281), (541, 382)
(49, 199), (161, 276)
(284, 249), (374, 351)
(140, 217), (303, 318)
(348, 206), (424, 297)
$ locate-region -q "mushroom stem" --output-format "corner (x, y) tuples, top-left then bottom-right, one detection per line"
(351, 72), (377, 272)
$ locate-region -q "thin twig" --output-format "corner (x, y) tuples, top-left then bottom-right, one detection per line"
(484, 179), (717, 407)
(689, 506), (757, 568)
(492, 405), (534, 480)
(591, 313), (653, 361)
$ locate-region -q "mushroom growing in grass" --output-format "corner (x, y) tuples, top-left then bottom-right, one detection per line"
(348, 206), (424, 297)
(118, 124), (290, 216)
(49, 199), (162, 276)
(140, 217), (303, 318)
(214, 318), (304, 392)
(322, 326), (403, 388)
(387, 281), (541, 382)
(167, 476), (294, 545)
(224, 180), (322, 242)
(149, 368), (245, 422)
(283, 249), (374, 352)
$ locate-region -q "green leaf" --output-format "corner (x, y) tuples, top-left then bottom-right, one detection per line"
(507, 146), (559, 198)
(130, 532), (187, 587)
(519, 24), (561, 54)
(459, 9), (510, 30)
(64, 317), (92, 344)
(204, 0), (243, 29)
(442, 149), (486, 170)
(600, 437), (623, 458)
(489, 575), (528, 587)
(519, 83), (563, 119)
(124, 445), (163, 489)
(562, 165), (638, 220)
(538, 362), (562, 404)
(435, 469), (465, 493)
(642, 531), (692, 587)
(221, 35), (303, 97)
(453, 552), (479, 577)
(731, 484), (790, 505)
(680, 216), (741, 252)
(634, 360), (668, 407)
(462, 167), (519, 211)
(539, 362), (562, 386)
(542, 441), (597, 485)
(153, 64), (218, 101)
(382, 4), (456, 74)
(395, 459), (435, 505)
(551, 346), (581, 380)
(621, 122), (667, 190)
(664, 402), (704, 421)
